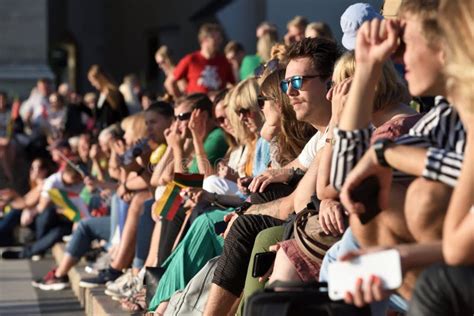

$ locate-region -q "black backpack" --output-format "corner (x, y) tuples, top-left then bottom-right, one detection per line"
(245, 281), (371, 316)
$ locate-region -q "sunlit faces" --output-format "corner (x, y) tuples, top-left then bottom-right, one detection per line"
(174, 101), (194, 137)
(284, 57), (329, 123)
(259, 96), (281, 127)
(214, 101), (234, 135)
(145, 111), (171, 144)
(401, 15), (446, 96)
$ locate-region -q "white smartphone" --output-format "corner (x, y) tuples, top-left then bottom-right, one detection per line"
(327, 249), (402, 301)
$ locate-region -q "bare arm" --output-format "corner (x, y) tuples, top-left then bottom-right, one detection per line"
(245, 191), (295, 220)
(164, 75), (183, 99)
(442, 124), (474, 265)
(384, 145), (428, 176)
(294, 150), (323, 212)
(150, 146), (174, 187)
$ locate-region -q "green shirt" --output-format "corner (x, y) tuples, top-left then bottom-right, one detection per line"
(189, 127), (229, 174)
(240, 55), (262, 80)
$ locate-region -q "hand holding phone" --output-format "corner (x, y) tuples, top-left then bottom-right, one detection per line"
(328, 249), (402, 301)
(214, 221), (228, 235)
(252, 251), (277, 278)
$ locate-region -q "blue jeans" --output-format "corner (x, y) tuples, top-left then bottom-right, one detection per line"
(319, 228), (408, 315)
(118, 198), (129, 237)
(22, 205), (72, 257)
(132, 199), (155, 269)
(66, 216), (111, 259)
(0, 208), (22, 245)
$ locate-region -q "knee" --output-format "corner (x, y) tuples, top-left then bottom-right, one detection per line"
(405, 178), (452, 241)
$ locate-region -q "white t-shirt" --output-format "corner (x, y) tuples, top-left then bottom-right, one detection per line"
(40, 172), (84, 199)
(297, 129), (328, 169)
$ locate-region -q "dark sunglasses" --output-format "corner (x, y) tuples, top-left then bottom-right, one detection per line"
(254, 59), (279, 78)
(280, 75), (321, 94)
(216, 116), (226, 125)
(235, 108), (251, 116)
(257, 95), (274, 109)
(175, 111), (192, 121)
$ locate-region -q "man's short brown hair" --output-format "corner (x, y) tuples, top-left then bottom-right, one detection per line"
(287, 37), (342, 80)
(198, 23), (222, 42)
(398, 0), (442, 45)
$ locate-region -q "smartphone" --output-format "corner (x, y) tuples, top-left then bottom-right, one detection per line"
(239, 177), (253, 188)
(214, 221), (228, 235)
(349, 176), (381, 225)
(252, 251), (277, 278)
(327, 249), (402, 301)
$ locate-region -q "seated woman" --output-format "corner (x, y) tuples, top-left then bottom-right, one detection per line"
(339, 1), (473, 314)
(147, 78), (271, 315)
(0, 158), (55, 247)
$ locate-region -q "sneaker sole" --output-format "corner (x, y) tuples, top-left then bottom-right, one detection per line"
(104, 288), (121, 297)
(38, 282), (69, 291)
(79, 281), (102, 288)
(84, 266), (98, 275)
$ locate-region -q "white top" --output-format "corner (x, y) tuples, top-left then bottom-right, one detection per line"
(297, 129), (328, 169)
(40, 172), (84, 199)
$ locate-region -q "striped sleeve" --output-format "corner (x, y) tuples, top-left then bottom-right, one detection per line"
(330, 126), (373, 191)
(422, 147), (464, 187)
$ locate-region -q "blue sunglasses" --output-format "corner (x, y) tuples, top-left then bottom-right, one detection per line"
(280, 75), (321, 94)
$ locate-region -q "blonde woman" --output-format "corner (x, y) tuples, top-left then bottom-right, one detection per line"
(88, 64), (129, 132)
(155, 45), (186, 95)
(407, 1), (474, 315)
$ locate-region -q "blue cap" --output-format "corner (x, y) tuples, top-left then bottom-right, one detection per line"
(340, 3), (383, 50)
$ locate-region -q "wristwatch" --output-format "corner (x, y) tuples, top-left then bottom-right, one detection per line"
(235, 202), (252, 216)
(373, 138), (394, 167)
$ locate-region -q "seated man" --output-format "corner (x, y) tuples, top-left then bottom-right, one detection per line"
(204, 37), (342, 315)
(2, 160), (85, 259)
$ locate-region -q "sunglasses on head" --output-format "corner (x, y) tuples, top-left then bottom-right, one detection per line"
(175, 111), (192, 121)
(280, 74), (321, 94)
(257, 95), (274, 109)
(254, 59), (279, 78)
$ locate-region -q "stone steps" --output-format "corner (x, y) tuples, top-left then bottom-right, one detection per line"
(52, 243), (135, 316)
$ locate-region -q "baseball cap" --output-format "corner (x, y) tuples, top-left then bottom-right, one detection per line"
(341, 3), (383, 50)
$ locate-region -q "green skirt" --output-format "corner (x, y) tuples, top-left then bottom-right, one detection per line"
(148, 208), (232, 311)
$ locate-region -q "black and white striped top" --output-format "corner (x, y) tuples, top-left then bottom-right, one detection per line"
(330, 97), (466, 190)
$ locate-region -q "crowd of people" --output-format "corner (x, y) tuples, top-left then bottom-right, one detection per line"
(0, 0), (472, 315)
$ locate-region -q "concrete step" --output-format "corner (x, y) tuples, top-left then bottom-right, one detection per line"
(52, 243), (135, 316)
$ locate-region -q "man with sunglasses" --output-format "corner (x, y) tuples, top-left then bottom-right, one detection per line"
(205, 37), (341, 316)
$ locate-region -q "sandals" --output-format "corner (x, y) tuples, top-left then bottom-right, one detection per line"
(120, 288), (147, 312)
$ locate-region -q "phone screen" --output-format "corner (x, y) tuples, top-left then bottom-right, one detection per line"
(214, 221), (228, 235)
(252, 251), (276, 278)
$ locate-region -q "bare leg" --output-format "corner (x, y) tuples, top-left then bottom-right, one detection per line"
(155, 301), (169, 315)
(144, 218), (162, 267)
(55, 253), (79, 277)
(268, 248), (301, 285)
(110, 191), (152, 271)
(204, 284), (239, 316)
(404, 178), (452, 242)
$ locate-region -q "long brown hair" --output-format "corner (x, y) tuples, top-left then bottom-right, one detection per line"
(260, 67), (317, 165)
(88, 64), (122, 110)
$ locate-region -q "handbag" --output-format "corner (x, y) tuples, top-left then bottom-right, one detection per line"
(145, 266), (165, 308)
(294, 207), (344, 265)
(245, 281), (371, 316)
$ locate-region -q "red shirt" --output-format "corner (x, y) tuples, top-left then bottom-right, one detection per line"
(173, 51), (235, 94)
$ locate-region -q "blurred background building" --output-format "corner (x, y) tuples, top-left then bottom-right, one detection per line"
(0, 0), (382, 98)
